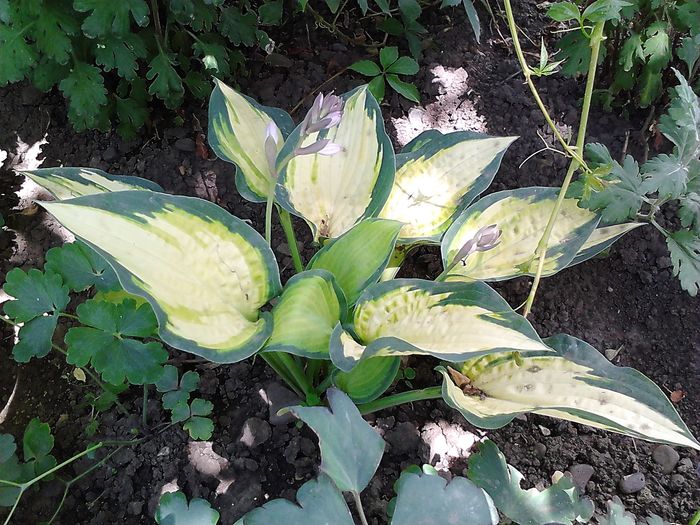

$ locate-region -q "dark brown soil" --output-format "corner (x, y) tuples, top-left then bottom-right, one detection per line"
(1, 2), (698, 524)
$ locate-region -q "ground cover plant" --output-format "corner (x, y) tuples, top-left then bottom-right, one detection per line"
(2, 65), (699, 521)
(547, 0), (700, 109)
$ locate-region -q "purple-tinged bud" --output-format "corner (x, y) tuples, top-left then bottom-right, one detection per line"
(300, 92), (345, 136)
(264, 121), (280, 175)
(452, 224), (501, 266)
(294, 139), (345, 156)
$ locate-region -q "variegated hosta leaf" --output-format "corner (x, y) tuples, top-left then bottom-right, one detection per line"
(40, 191), (282, 363)
(442, 188), (600, 281)
(391, 470), (498, 525)
(208, 78), (294, 202)
(332, 355), (400, 403)
(264, 270), (346, 359)
(379, 131), (517, 243)
(307, 218), (403, 304)
(401, 129), (445, 153)
(276, 85), (395, 240)
(440, 334), (700, 449)
(379, 245), (412, 282)
(569, 222), (644, 267)
(330, 279), (551, 372)
(21, 167), (163, 200)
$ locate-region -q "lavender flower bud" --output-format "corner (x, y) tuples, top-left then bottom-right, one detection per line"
(264, 121), (280, 175)
(294, 139), (345, 156)
(300, 92), (345, 135)
(453, 224), (501, 265)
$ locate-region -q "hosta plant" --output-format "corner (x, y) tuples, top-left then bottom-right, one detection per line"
(4, 77), (700, 523)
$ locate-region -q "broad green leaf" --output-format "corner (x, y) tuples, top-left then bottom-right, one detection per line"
(391, 470), (497, 525)
(65, 299), (167, 385)
(58, 62), (107, 130)
(184, 415), (215, 440)
(462, 0), (481, 43)
(571, 143), (645, 223)
(569, 223), (644, 267)
(467, 440), (593, 525)
(386, 74), (420, 102)
(332, 355), (400, 403)
(147, 51), (184, 109)
(379, 131), (516, 243)
(22, 166), (162, 200)
(307, 219), (403, 304)
(667, 230), (700, 296)
(12, 314), (58, 363)
(619, 33), (644, 71)
(440, 334), (700, 449)
(401, 129), (444, 153)
(656, 70), (700, 167)
(74, 0), (150, 37)
(23, 418), (54, 462)
(3, 268), (69, 323)
(547, 2), (581, 22)
(208, 78), (294, 202)
(386, 56), (419, 75)
(40, 190), (281, 363)
(582, 0), (632, 22)
(642, 22), (671, 70)
(331, 279), (550, 372)
(442, 187), (599, 281)
(32, 3), (78, 65)
(368, 75), (386, 101)
(641, 153), (689, 199)
(277, 85), (395, 240)
(242, 475), (354, 525)
(349, 59), (382, 76)
(380, 46), (399, 68)
(639, 63), (663, 108)
(156, 491), (220, 525)
(557, 31), (591, 76)
(259, 0), (283, 24)
(264, 270), (346, 359)
(679, 192), (700, 233)
(289, 388), (384, 493)
(44, 241), (119, 292)
(0, 435), (16, 463)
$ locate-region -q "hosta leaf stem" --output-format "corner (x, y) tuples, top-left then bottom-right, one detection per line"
(357, 386), (442, 415)
(278, 207), (304, 273)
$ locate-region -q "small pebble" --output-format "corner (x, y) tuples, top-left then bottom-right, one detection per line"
(174, 138), (196, 152)
(652, 445), (680, 474)
(568, 464), (594, 491)
(619, 472), (645, 494)
(534, 443), (547, 458)
(538, 425), (551, 436)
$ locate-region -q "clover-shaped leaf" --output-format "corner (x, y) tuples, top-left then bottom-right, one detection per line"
(65, 298), (167, 385)
(156, 365), (200, 410)
(288, 388), (384, 493)
(183, 399), (214, 440)
(155, 491), (220, 525)
(468, 440), (594, 525)
(3, 268), (69, 323)
(44, 241), (119, 292)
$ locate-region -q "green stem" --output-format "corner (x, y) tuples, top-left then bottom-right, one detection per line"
(315, 372), (335, 394)
(276, 353), (320, 405)
(305, 358), (323, 384)
(689, 509), (700, 525)
(265, 187), (275, 245)
(520, 20), (606, 318)
(277, 207), (304, 273)
(357, 387), (442, 415)
(502, 0), (589, 171)
(148, 0), (164, 41)
(261, 353), (304, 398)
(352, 492), (369, 525)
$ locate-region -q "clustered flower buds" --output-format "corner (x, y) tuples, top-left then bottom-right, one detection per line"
(300, 92), (344, 135)
(452, 224), (502, 266)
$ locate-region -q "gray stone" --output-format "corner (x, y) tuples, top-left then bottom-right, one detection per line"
(652, 445), (680, 474)
(568, 464), (594, 491)
(174, 138), (196, 152)
(127, 501), (144, 515)
(239, 417), (271, 448)
(534, 443), (547, 458)
(102, 146), (118, 162)
(261, 382), (301, 425)
(619, 472), (645, 494)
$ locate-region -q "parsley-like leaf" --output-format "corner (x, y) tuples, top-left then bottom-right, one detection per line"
(65, 299), (167, 385)
(667, 230), (700, 296)
(59, 62), (108, 130)
(219, 6), (257, 46)
(44, 241), (119, 292)
(73, 0), (150, 38)
(147, 51), (184, 109)
(95, 33), (147, 81)
(155, 491), (220, 525)
(13, 314), (58, 362)
(0, 24), (37, 85)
